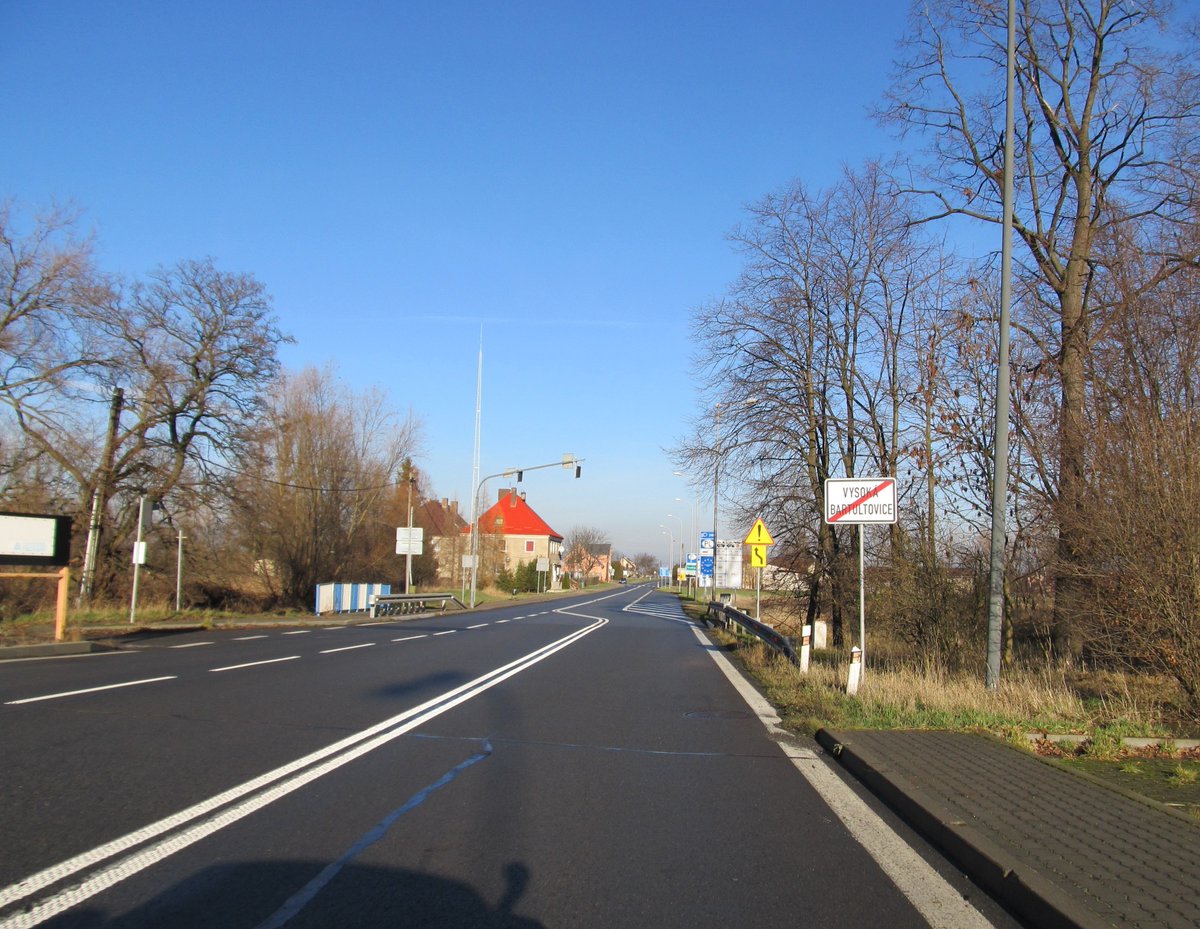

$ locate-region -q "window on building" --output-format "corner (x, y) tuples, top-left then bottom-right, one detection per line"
(525, 540), (535, 554)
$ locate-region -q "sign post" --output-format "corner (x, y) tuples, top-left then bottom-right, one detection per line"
(0, 513), (72, 641)
(743, 518), (774, 620)
(823, 478), (897, 675)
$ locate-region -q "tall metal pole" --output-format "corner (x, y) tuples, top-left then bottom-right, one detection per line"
(175, 529), (185, 612)
(711, 404), (722, 600)
(859, 524), (867, 673)
(987, 0), (1017, 690)
(666, 514), (683, 587)
(469, 330), (483, 608)
(405, 475), (415, 592)
(129, 493), (146, 625)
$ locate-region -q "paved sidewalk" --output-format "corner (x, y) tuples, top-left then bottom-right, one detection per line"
(817, 729), (1200, 929)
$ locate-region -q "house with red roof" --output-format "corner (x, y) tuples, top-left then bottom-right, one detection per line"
(465, 489), (565, 588)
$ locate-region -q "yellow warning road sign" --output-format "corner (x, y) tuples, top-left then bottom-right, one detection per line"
(744, 518), (774, 546)
(749, 544), (768, 568)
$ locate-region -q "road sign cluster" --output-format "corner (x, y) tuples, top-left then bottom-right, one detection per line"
(744, 518), (774, 568)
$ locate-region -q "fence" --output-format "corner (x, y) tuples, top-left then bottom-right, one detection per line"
(705, 600), (799, 665)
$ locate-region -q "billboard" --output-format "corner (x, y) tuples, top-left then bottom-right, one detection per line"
(714, 540), (743, 589)
(0, 513), (72, 567)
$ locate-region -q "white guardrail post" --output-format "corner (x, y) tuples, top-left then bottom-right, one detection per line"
(846, 646), (862, 695)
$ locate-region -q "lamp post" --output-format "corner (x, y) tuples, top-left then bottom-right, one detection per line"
(660, 529), (672, 588)
(710, 398), (758, 598)
(659, 524), (676, 586)
(666, 513), (684, 589)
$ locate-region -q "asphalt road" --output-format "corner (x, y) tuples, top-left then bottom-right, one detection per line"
(0, 586), (1007, 928)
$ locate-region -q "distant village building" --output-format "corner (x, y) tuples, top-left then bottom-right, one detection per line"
(419, 498), (469, 587)
(464, 489), (565, 588)
(565, 541), (612, 585)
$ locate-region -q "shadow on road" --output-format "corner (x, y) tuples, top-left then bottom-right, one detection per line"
(44, 860), (546, 929)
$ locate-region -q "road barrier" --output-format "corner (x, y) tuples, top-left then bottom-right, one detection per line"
(705, 600), (799, 665)
(369, 592), (467, 617)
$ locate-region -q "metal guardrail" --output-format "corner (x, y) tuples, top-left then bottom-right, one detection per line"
(370, 592), (467, 617)
(705, 600), (799, 665)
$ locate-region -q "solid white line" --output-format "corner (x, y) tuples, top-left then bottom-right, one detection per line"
(319, 643), (375, 654)
(233, 635), (269, 641)
(209, 657), (301, 673)
(466, 623), (488, 629)
(4, 676), (177, 706)
(0, 616), (608, 925)
(169, 642), (214, 649)
(391, 635), (428, 642)
(691, 626), (995, 929)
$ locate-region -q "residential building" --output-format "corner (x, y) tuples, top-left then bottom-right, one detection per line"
(465, 489), (565, 588)
(419, 498), (469, 587)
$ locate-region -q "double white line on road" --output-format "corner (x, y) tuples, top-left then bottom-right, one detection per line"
(0, 615), (608, 929)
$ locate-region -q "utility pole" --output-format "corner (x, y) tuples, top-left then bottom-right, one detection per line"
(405, 471), (416, 592)
(79, 387), (124, 605)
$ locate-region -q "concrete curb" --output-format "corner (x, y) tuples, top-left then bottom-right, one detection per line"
(816, 729), (1115, 929)
(0, 641), (117, 660)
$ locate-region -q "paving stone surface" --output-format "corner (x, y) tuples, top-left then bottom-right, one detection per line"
(824, 730), (1200, 929)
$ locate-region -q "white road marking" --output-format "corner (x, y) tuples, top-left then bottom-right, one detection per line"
(169, 642), (214, 649)
(281, 630), (310, 636)
(319, 643), (375, 654)
(466, 623), (488, 629)
(0, 616), (608, 926)
(433, 630), (457, 637)
(693, 625), (996, 929)
(495, 619), (510, 624)
(4, 676), (177, 706)
(391, 635), (428, 642)
(210, 656), (301, 673)
(233, 635), (269, 641)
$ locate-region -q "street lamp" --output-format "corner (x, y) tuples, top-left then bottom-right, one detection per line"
(660, 529), (672, 587)
(468, 455), (583, 607)
(659, 524), (676, 586)
(711, 398), (757, 598)
(666, 513), (684, 587)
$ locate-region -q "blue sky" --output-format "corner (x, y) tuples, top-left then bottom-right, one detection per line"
(3, 1), (912, 560)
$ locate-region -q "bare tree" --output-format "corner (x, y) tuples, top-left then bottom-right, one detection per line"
(1, 204), (291, 597)
(882, 0), (1200, 658)
(563, 526), (611, 587)
(681, 164), (955, 647)
(233, 365), (419, 607)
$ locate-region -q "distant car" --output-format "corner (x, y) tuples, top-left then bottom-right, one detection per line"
(619, 578), (628, 584)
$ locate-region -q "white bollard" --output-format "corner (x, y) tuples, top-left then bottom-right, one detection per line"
(799, 624), (812, 673)
(846, 646), (862, 696)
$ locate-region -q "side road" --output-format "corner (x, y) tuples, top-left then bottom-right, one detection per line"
(818, 728), (1200, 929)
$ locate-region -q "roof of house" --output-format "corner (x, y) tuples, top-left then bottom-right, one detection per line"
(419, 498), (468, 536)
(467, 489), (563, 541)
